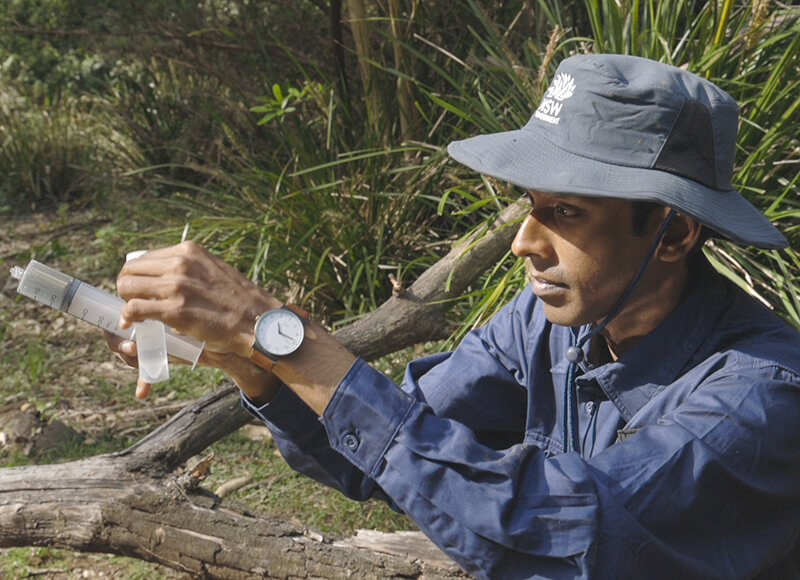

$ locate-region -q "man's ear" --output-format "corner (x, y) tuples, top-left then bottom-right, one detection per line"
(657, 212), (703, 263)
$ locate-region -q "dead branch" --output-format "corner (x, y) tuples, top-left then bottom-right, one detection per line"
(0, 198), (527, 577)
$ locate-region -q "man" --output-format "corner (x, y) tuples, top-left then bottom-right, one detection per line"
(111, 54), (800, 578)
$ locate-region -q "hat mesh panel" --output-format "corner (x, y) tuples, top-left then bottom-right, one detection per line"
(654, 99), (718, 189)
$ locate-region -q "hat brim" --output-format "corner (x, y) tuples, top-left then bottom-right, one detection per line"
(448, 125), (787, 249)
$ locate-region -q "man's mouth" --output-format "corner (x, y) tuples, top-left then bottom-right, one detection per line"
(531, 275), (568, 297)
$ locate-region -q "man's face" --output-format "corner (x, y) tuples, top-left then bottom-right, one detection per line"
(512, 191), (661, 328)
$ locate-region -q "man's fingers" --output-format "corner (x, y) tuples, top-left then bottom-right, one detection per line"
(119, 297), (181, 328)
(135, 379), (152, 399)
(105, 331), (151, 398)
(104, 330), (125, 350)
(118, 339), (137, 357)
(119, 241), (209, 279)
(116, 272), (186, 302)
(104, 331), (138, 366)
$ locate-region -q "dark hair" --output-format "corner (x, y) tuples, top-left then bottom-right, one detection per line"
(631, 200), (713, 267)
(631, 201), (661, 236)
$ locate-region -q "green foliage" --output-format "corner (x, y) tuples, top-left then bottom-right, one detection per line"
(0, 0), (115, 100)
(162, 142), (454, 320)
(1, 0), (797, 330)
(0, 91), (143, 212)
(251, 82), (323, 125)
(22, 337), (49, 385)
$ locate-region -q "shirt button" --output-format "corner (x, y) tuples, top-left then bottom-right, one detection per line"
(343, 432), (360, 451)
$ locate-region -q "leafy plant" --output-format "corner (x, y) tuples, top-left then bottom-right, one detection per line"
(0, 94), (141, 212)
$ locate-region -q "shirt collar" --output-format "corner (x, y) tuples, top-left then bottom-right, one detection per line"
(575, 261), (728, 422)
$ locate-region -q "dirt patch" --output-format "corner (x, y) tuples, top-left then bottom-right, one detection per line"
(0, 210), (185, 445)
(0, 210), (194, 578)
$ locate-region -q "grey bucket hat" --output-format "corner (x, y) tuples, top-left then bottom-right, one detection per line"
(448, 53), (787, 249)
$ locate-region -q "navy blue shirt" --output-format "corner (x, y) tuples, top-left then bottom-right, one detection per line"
(243, 263), (800, 579)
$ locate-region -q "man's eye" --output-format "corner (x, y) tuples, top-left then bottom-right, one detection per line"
(554, 205), (577, 217)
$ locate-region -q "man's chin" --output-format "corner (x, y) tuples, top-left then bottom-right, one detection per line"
(541, 303), (590, 328)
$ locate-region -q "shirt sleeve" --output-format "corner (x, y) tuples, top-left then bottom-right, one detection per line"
(241, 383), (394, 504)
(322, 357), (800, 579)
(241, 291), (534, 503)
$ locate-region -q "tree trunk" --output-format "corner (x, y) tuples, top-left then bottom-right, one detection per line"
(388, 0), (420, 143)
(328, 0), (349, 110)
(0, 199), (528, 577)
(347, 0), (384, 137)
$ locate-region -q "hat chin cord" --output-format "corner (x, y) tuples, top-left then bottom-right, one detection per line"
(562, 209), (677, 454)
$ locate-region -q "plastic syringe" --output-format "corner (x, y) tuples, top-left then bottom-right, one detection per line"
(10, 260), (205, 368)
(125, 250), (169, 384)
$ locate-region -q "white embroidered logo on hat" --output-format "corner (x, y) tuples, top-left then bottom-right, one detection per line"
(535, 73), (576, 125)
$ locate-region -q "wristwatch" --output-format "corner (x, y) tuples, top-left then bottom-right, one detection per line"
(251, 304), (310, 372)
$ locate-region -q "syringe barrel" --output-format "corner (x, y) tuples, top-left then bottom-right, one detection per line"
(12, 260), (205, 366)
(164, 331), (205, 366)
(13, 260), (74, 310)
(68, 283), (204, 365)
(65, 281), (133, 339)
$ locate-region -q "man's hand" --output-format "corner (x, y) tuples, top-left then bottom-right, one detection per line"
(104, 332), (151, 398)
(116, 241), (279, 358)
(109, 240), (356, 414)
(108, 241), (279, 399)
(105, 330), (282, 402)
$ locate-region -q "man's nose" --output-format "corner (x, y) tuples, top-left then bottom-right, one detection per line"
(511, 213), (553, 259)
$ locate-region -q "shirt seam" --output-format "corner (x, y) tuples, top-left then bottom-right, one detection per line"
(368, 400), (416, 479)
(731, 358), (800, 378)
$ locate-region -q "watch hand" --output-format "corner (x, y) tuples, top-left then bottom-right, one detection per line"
(276, 323), (293, 339)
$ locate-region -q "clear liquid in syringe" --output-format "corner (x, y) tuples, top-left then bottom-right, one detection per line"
(64, 281), (132, 338)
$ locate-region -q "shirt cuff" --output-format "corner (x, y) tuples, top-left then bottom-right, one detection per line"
(322, 358), (415, 477)
(239, 383), (297, 422)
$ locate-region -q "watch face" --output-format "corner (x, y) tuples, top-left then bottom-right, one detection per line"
(255, 308), (305, 358)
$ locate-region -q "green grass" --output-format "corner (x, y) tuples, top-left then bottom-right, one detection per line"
(205, 431), (416, 536)
(0, 546), (182, 579)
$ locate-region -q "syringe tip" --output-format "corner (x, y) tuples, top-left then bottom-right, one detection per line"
(10, 266), (25, 280)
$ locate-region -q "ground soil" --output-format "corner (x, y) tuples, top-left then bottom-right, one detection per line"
(0, 209), (191, 578)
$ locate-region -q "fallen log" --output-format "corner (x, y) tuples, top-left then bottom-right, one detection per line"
(0, 386), (467, 578)
(0, 199), (527, 577)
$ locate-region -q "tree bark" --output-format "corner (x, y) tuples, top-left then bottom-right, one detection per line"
(388, 0), (420, 143)
(0, 199), (528, 577)
(0, 387), (466, 578)
(347, 0), (384, 136)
